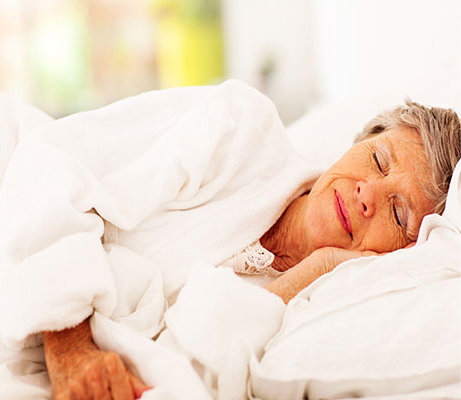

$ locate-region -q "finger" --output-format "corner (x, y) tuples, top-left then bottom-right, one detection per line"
(54, 389), (72, 400)
(52, 380), (71, 400)
(85, 365), (111, 400)
(129, 373), (153, 399)
(361, 250), (382, 257)
(328, 248), (381, 268)
(329, 248), (365, 266)
(68, 380), (87, 400)
(106, 353), (134, 400)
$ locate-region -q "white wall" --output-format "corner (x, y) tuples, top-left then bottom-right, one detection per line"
(309, 0), (461, 107)
(222, 0), (461, 122)
(221, 0), (315, 123)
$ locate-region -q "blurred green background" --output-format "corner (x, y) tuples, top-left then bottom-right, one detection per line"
(0, 0), (225, 117)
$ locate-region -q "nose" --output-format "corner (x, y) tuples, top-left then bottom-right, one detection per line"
(355, 180), (378, 218)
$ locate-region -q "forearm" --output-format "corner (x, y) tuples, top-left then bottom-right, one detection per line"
(265, 254), (329, 304)
(42, 318), (96, 374)
(43, 318), (93, 351)
(266, 247), (379, 304)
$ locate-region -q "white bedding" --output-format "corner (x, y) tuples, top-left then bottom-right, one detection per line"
(0, 82), (459, 399)
(250, 161), (461, 398)
(0, 81), (314, 399)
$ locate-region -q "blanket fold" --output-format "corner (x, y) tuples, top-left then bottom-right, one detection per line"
(0, 80), (315, 350)
(0, 80), (316, 399)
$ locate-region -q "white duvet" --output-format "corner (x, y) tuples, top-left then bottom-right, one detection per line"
(0, 81), (459, 400)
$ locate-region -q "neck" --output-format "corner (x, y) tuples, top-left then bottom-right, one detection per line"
(260, 194), (310, 272)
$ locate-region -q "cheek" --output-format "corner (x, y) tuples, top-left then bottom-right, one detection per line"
(357, 220), (408, 252)
(319, 160), (373, 187)
(304, 196), (352, 251)
(304, 211), (330, 249)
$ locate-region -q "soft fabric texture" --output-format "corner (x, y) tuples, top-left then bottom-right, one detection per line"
(250, 160), (461, 399)
(0, 81), (315, 398)
(0, 94), (54, 189)
(0, 84), (459, 400)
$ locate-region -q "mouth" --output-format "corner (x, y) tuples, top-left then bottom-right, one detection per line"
(334, 190), (353, 238)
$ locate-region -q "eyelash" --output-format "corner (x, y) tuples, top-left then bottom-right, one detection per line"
(373, 151), (385, 174)
(393, 202), (403, 227)
(372, 151), (404, 228)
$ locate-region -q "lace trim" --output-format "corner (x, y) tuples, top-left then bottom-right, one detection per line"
(224, 240), (282, 277)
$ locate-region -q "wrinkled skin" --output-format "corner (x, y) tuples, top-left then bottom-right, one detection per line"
(261, 126), (434, 272)
(43, 319), (151, 400)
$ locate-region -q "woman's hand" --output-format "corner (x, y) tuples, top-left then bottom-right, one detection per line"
(43, 319), (152, 400)
(311, 246), (380, 270)
(265, 247), (382, 304)
(313, 242), (414, 268)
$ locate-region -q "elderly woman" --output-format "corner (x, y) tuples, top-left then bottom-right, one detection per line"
(0, 81), (459, 399)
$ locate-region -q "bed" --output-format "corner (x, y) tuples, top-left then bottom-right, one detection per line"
(0, 83), (459, 400)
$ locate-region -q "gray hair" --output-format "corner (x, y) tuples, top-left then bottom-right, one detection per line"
(354, 99), (461, 214)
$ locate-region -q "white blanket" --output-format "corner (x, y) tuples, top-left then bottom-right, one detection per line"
(0, 82), (459, 400)
(0, 81), (317, 399)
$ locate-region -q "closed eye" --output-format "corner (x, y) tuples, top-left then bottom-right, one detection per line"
(373, 151), (384, 174)
(393, 204), (403, 227)
(372, 146), (408, 235)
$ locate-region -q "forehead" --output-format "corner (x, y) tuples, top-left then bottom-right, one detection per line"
(376, 126), (427, 171)
(379, 125), (422, 145)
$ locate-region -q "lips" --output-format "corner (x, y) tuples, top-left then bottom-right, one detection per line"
(334, 190), (353, 237)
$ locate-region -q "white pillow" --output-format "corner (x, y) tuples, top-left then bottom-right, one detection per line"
(286, 98), (377, 171)
(250, 161), (461, 399)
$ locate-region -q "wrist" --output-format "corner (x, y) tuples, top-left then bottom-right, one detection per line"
(42, 318), (95, 356)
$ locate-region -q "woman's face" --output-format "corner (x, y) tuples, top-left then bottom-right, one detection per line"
(299, 126), (435, 255)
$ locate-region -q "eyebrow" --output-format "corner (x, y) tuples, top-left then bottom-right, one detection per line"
(381, 136), (397, 164)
